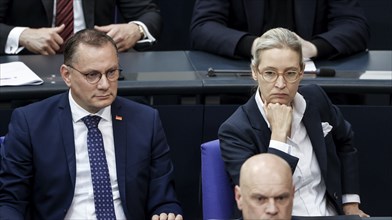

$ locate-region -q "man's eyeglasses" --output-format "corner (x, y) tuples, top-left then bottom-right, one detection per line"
(258, 70), (301, 83)
(67, 65), (122, 84)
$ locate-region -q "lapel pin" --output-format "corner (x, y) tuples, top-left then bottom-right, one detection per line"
(115, 115), (123, 121)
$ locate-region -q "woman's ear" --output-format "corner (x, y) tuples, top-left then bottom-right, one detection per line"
(251, 66), (258, 81)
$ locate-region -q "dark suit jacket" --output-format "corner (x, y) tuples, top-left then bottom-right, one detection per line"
(0, 0), (161, 54)
(218, 84), (360, 215)
(190, 0), (369, 58)
(0, 92), (182, 219)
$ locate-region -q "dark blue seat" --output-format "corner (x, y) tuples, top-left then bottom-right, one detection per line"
(201, 139), (236, 220)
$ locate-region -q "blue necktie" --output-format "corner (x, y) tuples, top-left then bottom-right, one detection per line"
(82, 115), (116, 219)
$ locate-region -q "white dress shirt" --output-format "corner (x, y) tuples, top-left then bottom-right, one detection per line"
(64, 90), (126, 219)
(254, 88), (360, 216)
(5, 0), (154, 54)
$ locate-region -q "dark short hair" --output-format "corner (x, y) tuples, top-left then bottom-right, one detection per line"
(63, 29), (118, 65)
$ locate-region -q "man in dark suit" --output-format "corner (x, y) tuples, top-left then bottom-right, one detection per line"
(219, 28), (368, 217)
(0, 29), (182, 220)
(0, 0), (161, 55)
(190, 0), (369, 60)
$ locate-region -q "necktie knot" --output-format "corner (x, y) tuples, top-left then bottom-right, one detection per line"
(82, 115), (101, 129)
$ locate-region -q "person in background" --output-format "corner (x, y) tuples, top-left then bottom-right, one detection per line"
(219, 27), (369, 218)
(0, 29), (182, 220)
(0, 0), (161, 55)
(190, 0), (369, 60)
(235, 153), (294, 220)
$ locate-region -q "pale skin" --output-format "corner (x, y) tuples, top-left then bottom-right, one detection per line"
(252, 47), (303, 142)
(20, 23), (142, 55)
(60, 42), (119, 113)
(19, 25), (66, 55)
(252, 47), (369, 217)
(60, 42), (182, 220)
(151, 213), (183, 220)
(293, 33), (318, 59)
(95, 23), (142, 52)
(235, 154), (294, 220)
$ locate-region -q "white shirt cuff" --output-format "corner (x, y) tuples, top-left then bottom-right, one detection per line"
(129, 21), (156, 43)
(342, 194), (361, 204)
(269, 140), (292, 154)
(5, 27), (27, 54)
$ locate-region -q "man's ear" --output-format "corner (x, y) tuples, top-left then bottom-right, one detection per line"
(234, 185), (243, 210)
(60, 64), (71, 87)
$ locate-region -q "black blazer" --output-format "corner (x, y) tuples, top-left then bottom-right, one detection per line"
(218, 84), (360, 214)
(190, 0), (369, 58)
(0, 0), (161, 54)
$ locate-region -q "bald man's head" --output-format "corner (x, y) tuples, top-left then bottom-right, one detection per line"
(239, 153), (292, 187)
(235, 153), (294, 220)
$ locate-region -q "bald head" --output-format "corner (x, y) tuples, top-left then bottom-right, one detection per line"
(239, 153), (292, 187)
(235, 153), (294, 220)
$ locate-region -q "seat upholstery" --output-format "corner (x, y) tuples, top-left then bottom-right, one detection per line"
(201, 139), (236, 220)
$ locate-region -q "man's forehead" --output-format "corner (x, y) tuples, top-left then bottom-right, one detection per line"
(245, 183), (292, 194)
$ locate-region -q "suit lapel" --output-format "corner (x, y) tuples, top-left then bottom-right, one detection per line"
(294, 0), (316, 39)
(82, 0), (95, 28)
(58, 92), (77, 187)
(243, 95), (271, 147)
(42, 0), (54, 25)
(302, 99), (327, 178)
(244, 0), (265, 35)
(111, 98), (128, 215)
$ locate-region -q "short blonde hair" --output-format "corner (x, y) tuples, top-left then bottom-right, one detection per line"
(251, 28), (304, 71)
